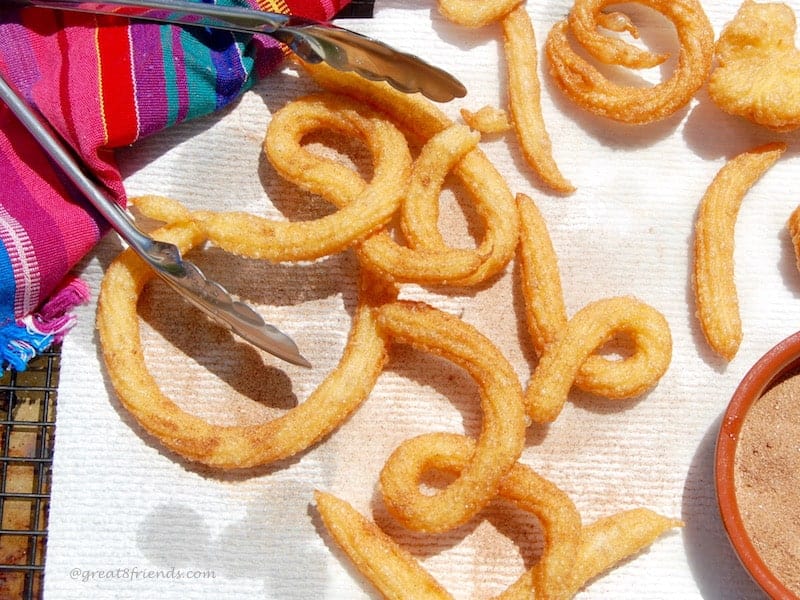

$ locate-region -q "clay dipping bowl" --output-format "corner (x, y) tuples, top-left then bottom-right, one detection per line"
(716, 331), (800, 599)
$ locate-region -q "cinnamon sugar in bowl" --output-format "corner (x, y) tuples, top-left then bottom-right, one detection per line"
(716, 331), (800, 599)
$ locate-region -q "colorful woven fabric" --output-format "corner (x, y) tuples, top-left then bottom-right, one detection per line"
(0, 0), (350, 369)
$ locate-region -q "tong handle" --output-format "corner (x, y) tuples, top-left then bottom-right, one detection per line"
(4, 0), (467, 102)
(7, 0), (293, 34)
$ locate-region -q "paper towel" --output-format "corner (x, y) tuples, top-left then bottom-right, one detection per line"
(43, 1), (795, 597)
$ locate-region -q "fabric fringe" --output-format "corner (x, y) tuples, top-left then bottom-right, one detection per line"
(1, 276), (91, 371)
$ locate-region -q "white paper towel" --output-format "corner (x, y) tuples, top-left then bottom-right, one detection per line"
(42, 1), (797, 597)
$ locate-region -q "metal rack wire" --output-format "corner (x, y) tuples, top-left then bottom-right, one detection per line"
(0, 347), (60, 600)
(337, 0), (374, 18)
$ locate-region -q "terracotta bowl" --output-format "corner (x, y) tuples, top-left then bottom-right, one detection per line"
(715, 331), (800, 600)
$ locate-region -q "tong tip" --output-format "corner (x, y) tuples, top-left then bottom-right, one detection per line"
(250, 321), (312, 368)
(291, 353), (313, 369)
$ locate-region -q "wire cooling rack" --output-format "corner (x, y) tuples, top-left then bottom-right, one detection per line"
(0, 347), (60, 600)
(339, 0), (374, 18)
(0, 3), (373, 598)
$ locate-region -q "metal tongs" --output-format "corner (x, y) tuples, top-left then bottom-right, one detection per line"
(6, 0), (467, 103)
(0, 74), (313, 367)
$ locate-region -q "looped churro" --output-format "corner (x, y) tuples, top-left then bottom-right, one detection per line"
(97, 205), (396, 469)
(202, 93), (412, 262)
(357, 123), (490, 285)
(376, 301), (526, 533)
(524, 296), (672, 423)
(517, 195), (672, 423)
(301, 61), (520, 286)
(545, 0), (714, 123)
(317, 433), (681, 599)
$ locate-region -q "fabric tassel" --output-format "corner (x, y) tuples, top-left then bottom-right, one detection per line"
(1, 276), (90, 371)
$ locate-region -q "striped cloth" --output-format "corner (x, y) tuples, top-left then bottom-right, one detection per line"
(0, 0), (350, 369)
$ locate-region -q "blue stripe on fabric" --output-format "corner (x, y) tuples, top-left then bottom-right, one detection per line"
(176, 0), (258, 119)
(0, 240), (48, 371)
(0, 239), (16, 322)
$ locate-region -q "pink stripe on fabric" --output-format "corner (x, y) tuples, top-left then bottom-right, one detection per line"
(0, 115), (99, 269)
(0, 205), (39, 317)
(26, 11), (125, 201)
